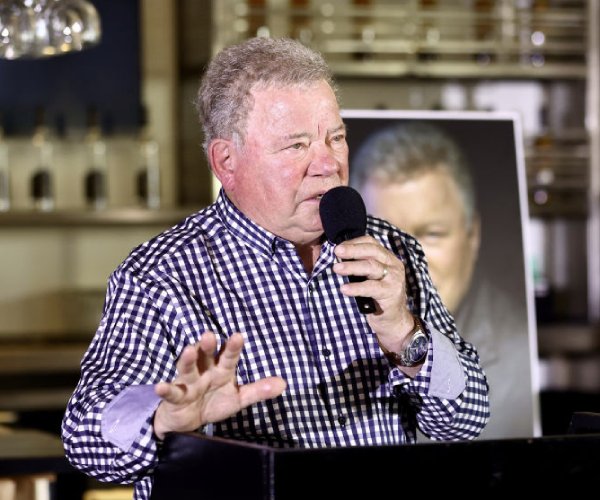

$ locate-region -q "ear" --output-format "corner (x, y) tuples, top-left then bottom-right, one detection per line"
(469, 213), (482, 257)
(208, 138), (236, 190)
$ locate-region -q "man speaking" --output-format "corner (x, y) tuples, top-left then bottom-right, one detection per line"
(62, 37), (489, 500)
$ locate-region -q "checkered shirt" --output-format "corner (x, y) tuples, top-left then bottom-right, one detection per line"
(62, 190), (489, 500)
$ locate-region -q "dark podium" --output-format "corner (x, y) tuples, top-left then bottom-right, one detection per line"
(151, 430), (600, 499)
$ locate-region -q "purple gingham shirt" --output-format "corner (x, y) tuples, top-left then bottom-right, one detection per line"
(62, 189), (489, 500)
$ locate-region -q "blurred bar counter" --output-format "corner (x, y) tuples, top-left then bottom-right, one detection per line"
(0, 427), (86, 500)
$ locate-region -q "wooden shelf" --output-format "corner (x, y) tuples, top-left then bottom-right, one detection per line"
(0, 207), (202, 227)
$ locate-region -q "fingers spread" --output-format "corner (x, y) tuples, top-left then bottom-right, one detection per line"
(177, 344), (202, 377)
(199, 331), (218, 353)
(238, 376), (287, 409)
(215, 332), (244, 371)
(197, 332), (218, 372)
(155, 381), (187, 404)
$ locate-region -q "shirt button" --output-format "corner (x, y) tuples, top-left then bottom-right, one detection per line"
(337, 415), (347, 426)
(322, 348), (331, 357)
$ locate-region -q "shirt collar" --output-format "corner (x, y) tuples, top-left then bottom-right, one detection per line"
(215, 188), (283, 257)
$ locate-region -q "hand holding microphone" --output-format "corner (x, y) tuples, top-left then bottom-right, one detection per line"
(319, 185), (377, 314)
(320, 186), (415, 347)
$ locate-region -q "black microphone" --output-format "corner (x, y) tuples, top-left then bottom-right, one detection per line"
(319, 186), (377, 314)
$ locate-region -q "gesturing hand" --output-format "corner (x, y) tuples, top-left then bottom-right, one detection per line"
(153, 331), (286, 440)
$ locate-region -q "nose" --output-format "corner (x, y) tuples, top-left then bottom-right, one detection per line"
(309, 142), (340, 176)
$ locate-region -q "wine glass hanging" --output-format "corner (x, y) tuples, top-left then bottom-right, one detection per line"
(0, 0), (101, 60)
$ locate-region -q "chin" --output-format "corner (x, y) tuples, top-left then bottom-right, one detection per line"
(303, 225), (325, 241)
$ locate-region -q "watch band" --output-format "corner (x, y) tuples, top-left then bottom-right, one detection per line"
(380, 316), (429, 367)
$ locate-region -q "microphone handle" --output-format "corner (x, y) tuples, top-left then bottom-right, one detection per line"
(347, 274), (377, 314)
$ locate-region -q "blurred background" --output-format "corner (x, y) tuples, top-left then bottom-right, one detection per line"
(0, 0), (599, 497)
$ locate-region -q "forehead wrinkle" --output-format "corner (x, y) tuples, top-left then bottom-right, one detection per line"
(284, 131), (312, 141)
(317, 122), (346, 137)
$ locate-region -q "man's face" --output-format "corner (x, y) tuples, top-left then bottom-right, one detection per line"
(361, 168), (480, 313)
(224, 80), (349, 246)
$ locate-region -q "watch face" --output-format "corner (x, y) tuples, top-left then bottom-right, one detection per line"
(406, 332), (428, 364)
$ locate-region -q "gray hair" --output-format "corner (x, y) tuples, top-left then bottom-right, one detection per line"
(350, 121), (477, 226)
(195, 37), (338, 156)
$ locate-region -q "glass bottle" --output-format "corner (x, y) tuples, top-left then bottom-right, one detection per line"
(289, 0), (311, 43)
(83, 106), (108, 210)
(0, 114), (9, 211)
(30, 107), (54, 211)
(135, 106), (160, 209)
(247, 0), (268, 38)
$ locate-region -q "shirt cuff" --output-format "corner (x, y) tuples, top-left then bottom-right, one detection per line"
(428, 329), (466, 399)
(101, 384), (162, 452)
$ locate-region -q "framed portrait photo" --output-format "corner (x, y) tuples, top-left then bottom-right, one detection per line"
(343, 109), (540, 439)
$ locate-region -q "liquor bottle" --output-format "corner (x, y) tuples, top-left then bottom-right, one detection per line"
(30, 107), (54, 211)
(289, 0), (311, 43)
(135, 106), (160, 209)
(83, 106), (108, 210)
(0, 114), (9, 211)
(247, 0), (268, 38)
(352, 0), (374, 61)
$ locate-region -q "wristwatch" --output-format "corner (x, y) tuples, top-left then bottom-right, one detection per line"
(381, 317), (429, 367)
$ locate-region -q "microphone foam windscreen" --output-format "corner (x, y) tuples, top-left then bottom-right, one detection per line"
(319, 186), (367, 244)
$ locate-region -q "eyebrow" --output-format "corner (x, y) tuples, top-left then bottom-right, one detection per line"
(283, 124), (346, 141)
(328, 124), (347, 135)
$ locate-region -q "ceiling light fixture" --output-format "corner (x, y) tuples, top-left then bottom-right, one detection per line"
(0, 0), (101, 60)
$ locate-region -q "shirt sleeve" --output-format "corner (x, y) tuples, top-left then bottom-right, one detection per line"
(386, 230), (490, 441)
(387, 322), (489, 441)
(101, 385), (162, 451)
(61, 267), (183, 484)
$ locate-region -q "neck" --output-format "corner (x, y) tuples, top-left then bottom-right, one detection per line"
(295, 241), (322, 274)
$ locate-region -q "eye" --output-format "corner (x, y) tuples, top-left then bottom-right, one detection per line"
(289, 142), (305, 150)
(425, 231), (446, 238)
(330, 133), (346, 144)
(415, 229), (447, 242)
